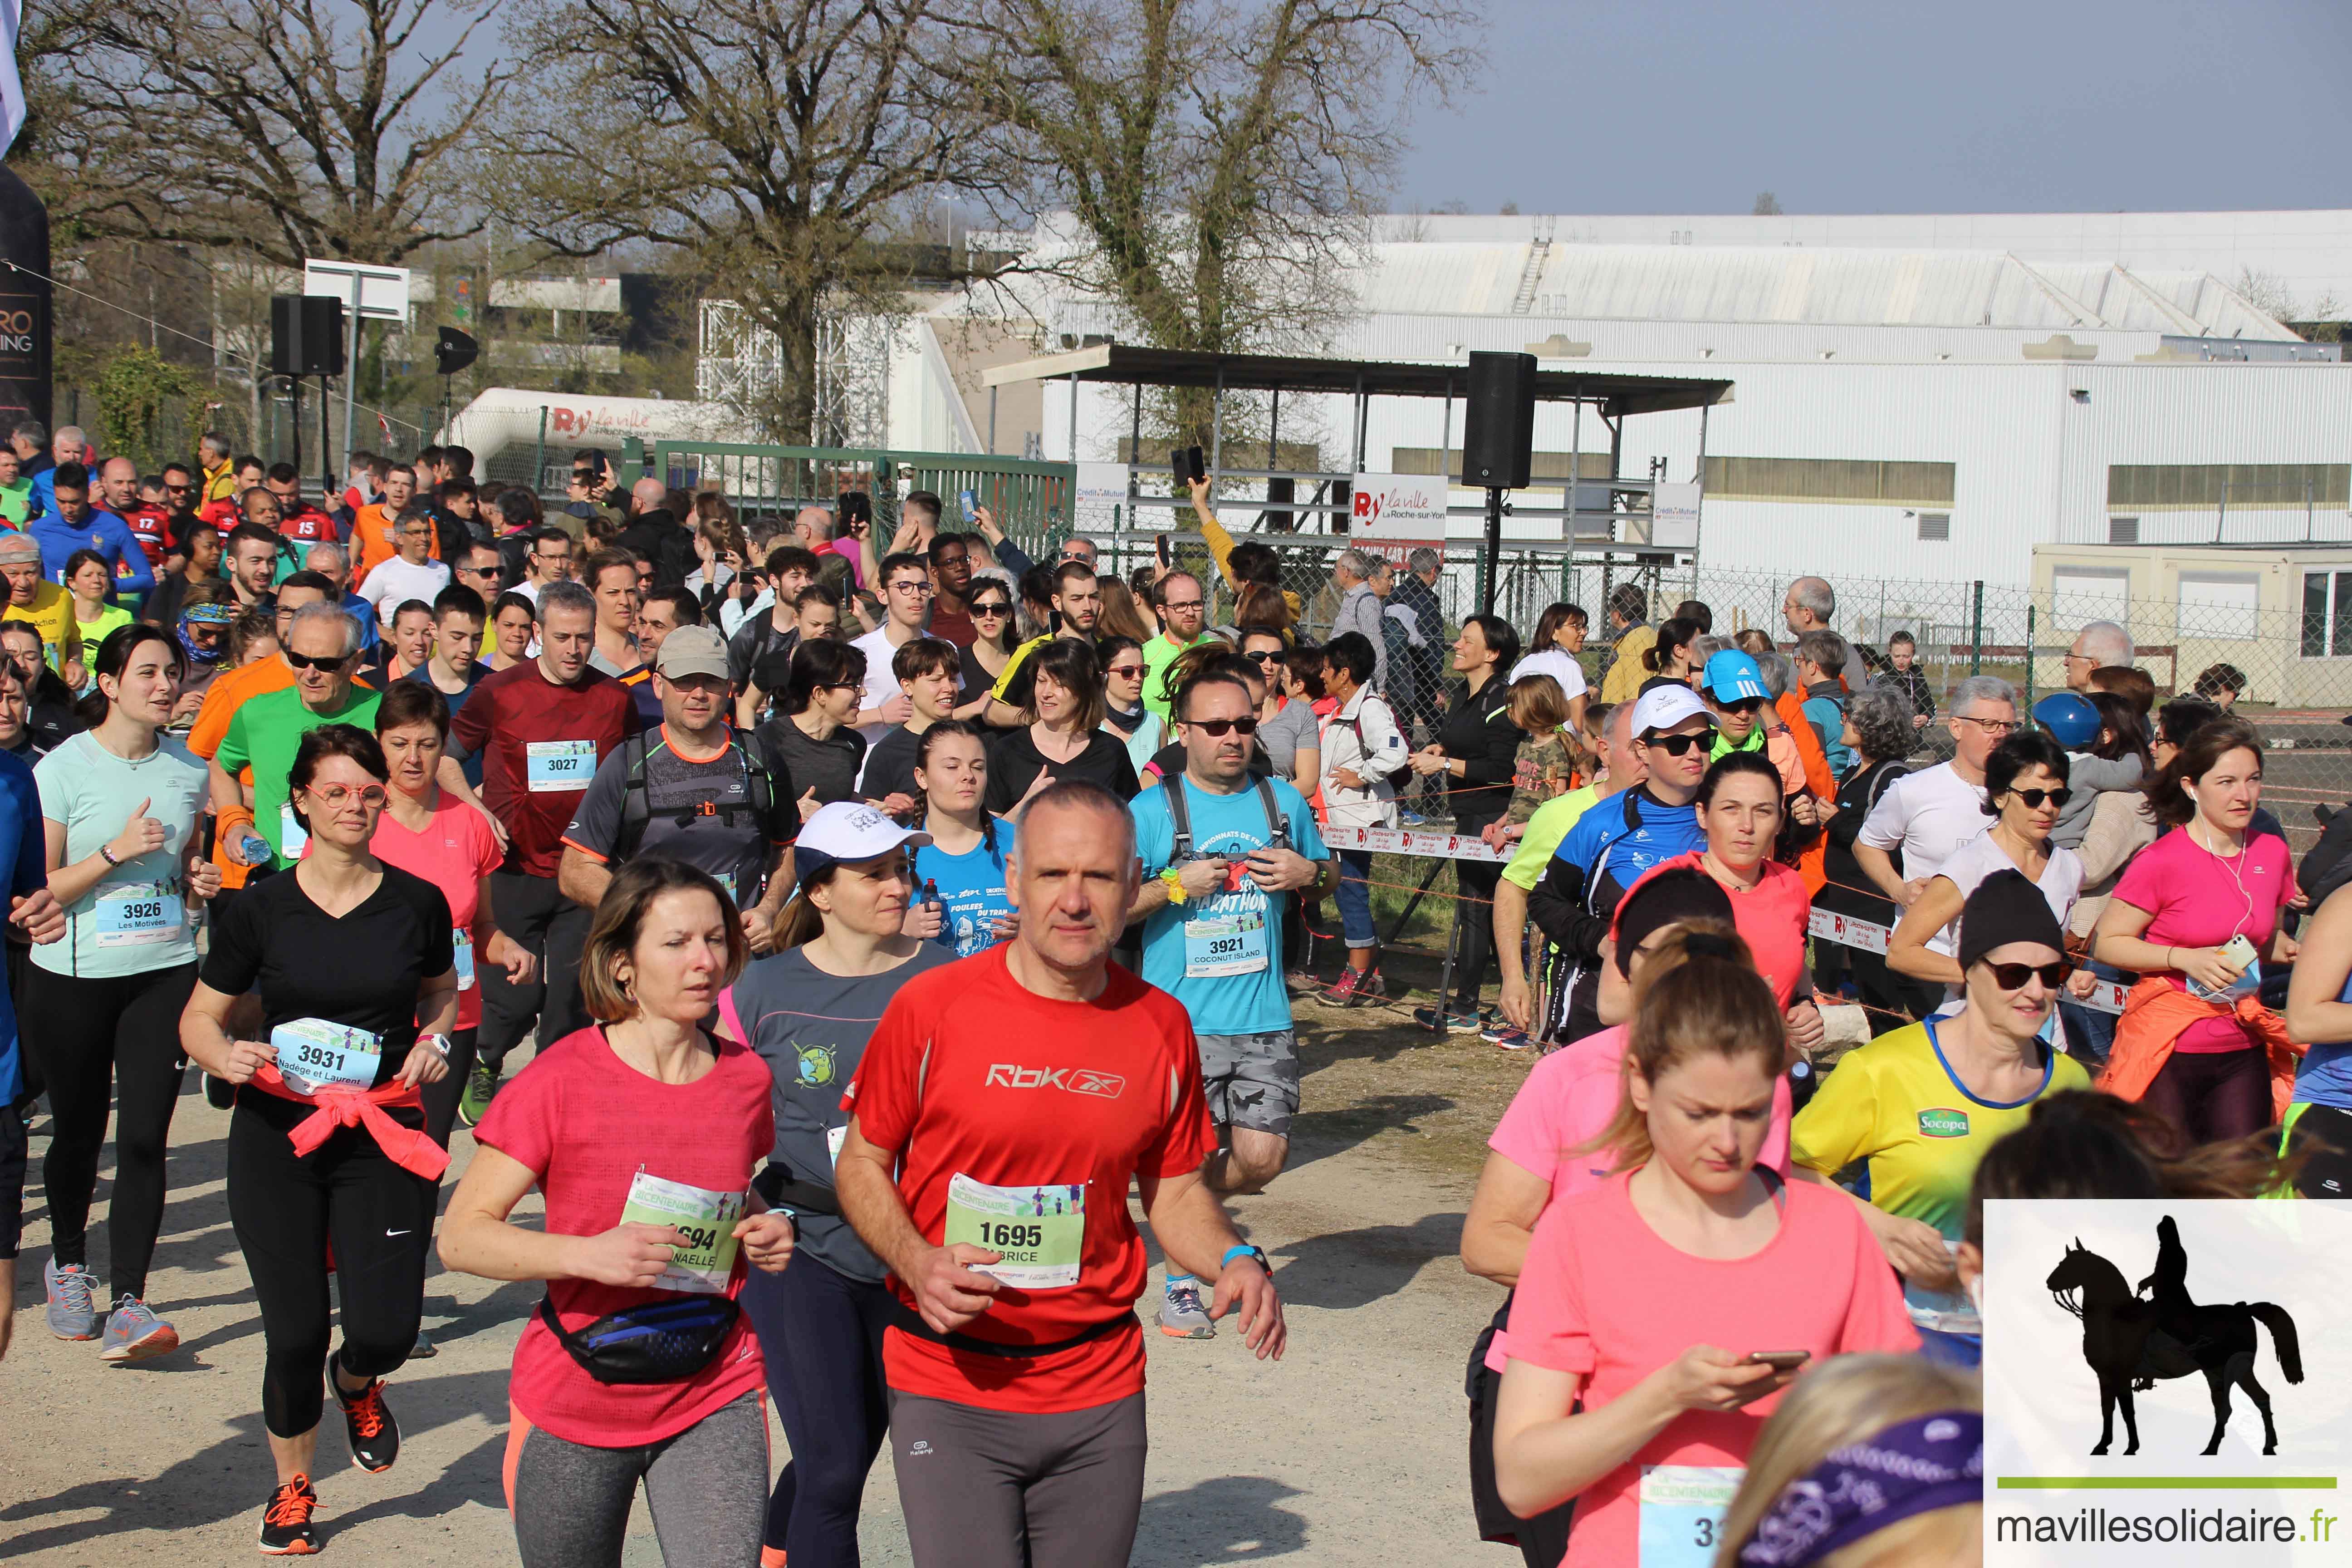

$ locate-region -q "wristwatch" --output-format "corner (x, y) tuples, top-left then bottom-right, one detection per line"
(420, 1033), (454, 1059)
(1221, 1243), (1270, 1273)
(1159, 866), (1189, 906)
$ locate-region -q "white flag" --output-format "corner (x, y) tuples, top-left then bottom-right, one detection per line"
(0, 0), (24, 161)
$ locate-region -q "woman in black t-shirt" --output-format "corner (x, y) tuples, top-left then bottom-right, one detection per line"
(756, 637), (868, 823)
(951, 578), (1019, 719)
(181, 723), (460, 1556)
(982, 637), (1138, 815)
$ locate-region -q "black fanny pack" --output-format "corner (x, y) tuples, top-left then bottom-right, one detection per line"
(881, 1293), (1134, 1359)
(753, 1161), (839, 1217)
(537, 1293), (740, 1385)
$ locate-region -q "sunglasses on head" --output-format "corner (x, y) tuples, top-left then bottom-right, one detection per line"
(285, 651), (351, 673)
(2008, 787), (2073, 809)
(1187, 715), (1259, 737)
(1984, 959), (2070, 991)
(1645, 727), (1717, 756)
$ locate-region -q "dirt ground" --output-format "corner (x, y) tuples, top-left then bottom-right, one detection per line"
(0, 988), (1535, 1566)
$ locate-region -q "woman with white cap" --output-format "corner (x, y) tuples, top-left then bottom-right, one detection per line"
(718, 799), (953, 1568)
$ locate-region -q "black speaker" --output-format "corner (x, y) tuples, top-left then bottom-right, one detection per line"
(435, 325), (478, 376)
(270, 294), (345, 377)
(1461, 350), (1536, 489)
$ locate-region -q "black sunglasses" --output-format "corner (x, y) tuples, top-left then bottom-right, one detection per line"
(971, 601), (1011, 616)
(1187, 715), (1259, 737)
(1243, 648), (1283, 664)
(285, 651), (352, 673)
(1645, 728), (1717, 757)
(1984, 959), (2069, 990)
(2007, 787), (2073, 809)
(1718, 697), (1766, 716)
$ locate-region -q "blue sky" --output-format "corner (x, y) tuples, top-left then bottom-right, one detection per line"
(1394, 0), (2352, 214)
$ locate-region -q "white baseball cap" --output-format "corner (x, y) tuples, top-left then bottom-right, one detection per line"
(793, 801), (930, 882)
(1630, 683), (1711, 737)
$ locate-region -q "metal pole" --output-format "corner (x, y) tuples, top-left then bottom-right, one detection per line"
(1480, 486), (1504, 616)
(341, 303), (362, 477)
(1568, 398), (1583, 548)
(2216, 471), (2229, 544)
(1441, 374), (1454, 480)
(535, 405), (548, 496)
(987, 386), (997, 455)
(1351, 373), (1367, 472)
(1970, 579), (1984, 674)
(1130, 382), (1142, 465)
(317, 375), (331, 500)
(1209, 368), (1224, 477)
(1693, 402), (1710, 569)
(1067, 371), (1078, 462)
(2308, 471), (2315, 543)
(1268, 387), (1279, 475)
(2025, 602), (2037, 708)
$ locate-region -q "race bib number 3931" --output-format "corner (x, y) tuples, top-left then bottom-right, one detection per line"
(944, 1173), (1086, 1289)
(1637, 1465), (1741, 1568)
(272, 1017), (382, 1096)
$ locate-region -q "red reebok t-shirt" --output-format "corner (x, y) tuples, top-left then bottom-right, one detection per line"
(451, 659), (634, 877)
(474, 1025), (774, 1447)
(844, 946), (1215, 1414)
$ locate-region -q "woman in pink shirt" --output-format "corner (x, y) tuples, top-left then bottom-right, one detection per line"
(1489, 945), (1916, 1568)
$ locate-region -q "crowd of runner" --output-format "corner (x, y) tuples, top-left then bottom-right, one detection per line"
(2, 424), (2343, 1567)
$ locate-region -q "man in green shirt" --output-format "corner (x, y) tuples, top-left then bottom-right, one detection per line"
(0, 448), (34, 526)
(211, 601), (382, 867)
(1140, 570), (1213, 720)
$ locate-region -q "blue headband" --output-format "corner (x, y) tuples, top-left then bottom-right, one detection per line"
(1737, 1411), (1982, 1567)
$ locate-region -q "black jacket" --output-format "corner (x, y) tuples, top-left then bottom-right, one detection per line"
(617, 510), (699, 589)
(1432, 675), (1522, 831)
(1818, 757), (1910, 919)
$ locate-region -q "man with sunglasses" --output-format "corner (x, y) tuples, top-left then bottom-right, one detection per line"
(850, 553), (935, 747)
(210, 603), (387, 871)
(1127, 662), (1330, 1338)
(1856, 675), (2017, 922)
(1140, 571), (1213, 721)
(1528, 684), (1713, 1043)
(359, 509), (455, 630)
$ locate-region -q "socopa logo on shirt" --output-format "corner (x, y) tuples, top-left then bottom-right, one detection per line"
(796, 1044), (836, 1087)
(1918, 1107), (1970, 1138)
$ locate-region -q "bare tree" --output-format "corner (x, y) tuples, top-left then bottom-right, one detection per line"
(1752, 191), (1783, 216)
(947, 0), (1480, 374)
(27, 0), (511, 268)
(491, 0), (1010, 444)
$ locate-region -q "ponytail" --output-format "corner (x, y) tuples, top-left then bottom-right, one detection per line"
(1583, 918), (1780, 1171)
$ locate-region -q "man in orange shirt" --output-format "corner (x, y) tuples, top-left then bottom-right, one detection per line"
(350, 462), (432, 581)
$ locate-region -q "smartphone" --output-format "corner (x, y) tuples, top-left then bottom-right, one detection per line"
(958, 488), (979, 523)
(1171, 447), (1190, 488)
(1186, 446), (1206, 484)
(1742, 1350), (1811, 1371)
(842, 490), (872, 527)
(1155, 533), (1172, 569)
(2217, 933), (2258, 973)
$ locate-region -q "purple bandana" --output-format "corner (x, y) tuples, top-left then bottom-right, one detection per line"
(1737, 1410), (1982, 1567)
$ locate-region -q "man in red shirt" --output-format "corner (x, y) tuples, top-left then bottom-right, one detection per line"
(264, 461), (337, 545)
(449, 578), (634, 1125)
(838, 778), (1285, 1568)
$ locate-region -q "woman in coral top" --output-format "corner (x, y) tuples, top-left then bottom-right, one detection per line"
(1489, 943), (1916, 1568)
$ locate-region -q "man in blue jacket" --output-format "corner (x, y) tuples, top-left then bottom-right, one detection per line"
(24, 425), (87, 519)
(1527, 683), (1713, 1041)
(30, 463), (157, 600)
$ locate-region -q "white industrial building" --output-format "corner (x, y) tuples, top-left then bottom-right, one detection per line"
(853, 209), (2352, 591)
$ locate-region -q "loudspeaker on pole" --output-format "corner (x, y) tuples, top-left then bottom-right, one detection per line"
(270, 295), (346, 378)
(1461, 350), (1537, 489)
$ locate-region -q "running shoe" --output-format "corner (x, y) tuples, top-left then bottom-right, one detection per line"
(1157, 1277), (1216, 1339)
(1411, 1002), (1483, 1033)
(456, 1063), (499, 1129)
(408, 1326), (436, 1359)
(336, 1375), (401, 1473)
(100, 1294), (179, 1362)
(1323, 966), (1386, 1007)
(258, 1475), (320, 1556)
(1483, 1024), (1532, 1051)
(1398, 810), (1426, 827)
(44, 1257), (101, 1340)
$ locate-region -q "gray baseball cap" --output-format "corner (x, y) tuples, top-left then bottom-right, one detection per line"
(655, 623), (730, 682)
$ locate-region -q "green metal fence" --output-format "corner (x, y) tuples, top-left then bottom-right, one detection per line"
(621, 438), (1074, 545)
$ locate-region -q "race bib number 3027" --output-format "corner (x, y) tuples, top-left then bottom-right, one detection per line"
(525, 739), (598, 793)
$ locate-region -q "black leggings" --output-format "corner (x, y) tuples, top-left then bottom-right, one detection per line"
(25, 961), (199, 1303)
(2141, 1045), (2274, 1147)
(226, 1101), (435, 1437)
(477, 872), (590, 1074)
(1450, 858), (1504, 1011)
(417, 1026), (479, 1150)
(741, 1252), (891, 1567)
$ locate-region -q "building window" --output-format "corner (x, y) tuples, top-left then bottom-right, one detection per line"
(2110, 464), (2350, 510)
(2302, 572), (2352, 658)
(1916, 512), (1950, 542)
(1701, 456), (1955, 506)
(2108, 516), (2139, 544)
(2177, 573), (2259, 642)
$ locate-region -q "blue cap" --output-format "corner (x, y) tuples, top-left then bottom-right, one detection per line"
(1700, 650), (1768, 703)
(2033, 691), (2100, 750)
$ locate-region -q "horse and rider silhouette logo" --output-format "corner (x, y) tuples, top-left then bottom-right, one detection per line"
(2047, 1215), (2303, 1457)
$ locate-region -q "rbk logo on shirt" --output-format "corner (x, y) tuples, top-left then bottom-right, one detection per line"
(984, 1063), (1127, 1099)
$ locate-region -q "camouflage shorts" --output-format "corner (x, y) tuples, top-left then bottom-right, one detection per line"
(1197, 1030), (1299, 1137)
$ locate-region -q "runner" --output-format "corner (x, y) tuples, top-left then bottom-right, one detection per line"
(412, 584), (489, 734)
(485, 591), (536, 672)
(1813, 685), (1926, 1024)
(720, 802), (956, 1568)
(908, 721), (1018, 958)
(982, 560), (1102, 727)
(849, 551), (932, 746)
(449, 580), (635, 1125)
(211, 603), (386, 872)
(951, 578), (1019, 720)
(181, 724), (461, 1555)
(1241, 626), (1319, 786)
(358, 512), (453, 626)
(755, 638), (870, 818)
(835, 778), (1284, 1568)
(559, 623), (795, 941)
(1488, 942), (1916, 1567)
(1315, 631), (1407, 1006)
(2283, 879), (2352, 1197)
(1852, 674), (2015, 930)
(858, 636), (962, 816)
(0, 529), (84, 686)
(26, 625), (219, 1361)
(438, 858), (793, 1568)
(64, 549), (132, 664)
(370, 681), (532, 1148)
(32, 462), (157, 600)
(1130, 662), (1329, 1333)
(2091, 714), (2298, 1144)
(983, 639), (1138, 813)
(0, 700), (63, 1360)
(1793, 870), (2092, 1366)
(581, 547), (645, 678)
(368, 600), (436, 686)
(1528, 683), (1713, 1042)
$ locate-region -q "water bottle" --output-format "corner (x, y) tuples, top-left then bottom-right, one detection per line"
(239, 829), (273, 867)
(921, 878), (946, 944)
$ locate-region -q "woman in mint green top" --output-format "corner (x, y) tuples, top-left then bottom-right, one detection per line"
(65, 550), (132, 691)
(24, 622), (224, 1360)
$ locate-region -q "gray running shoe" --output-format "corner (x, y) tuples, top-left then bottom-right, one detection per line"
(100, 1294), (180, 1362)
(44, 1257), (101, 1341)
(409, 1325), (437, 1359)
(1156, 1278), (1216, 1340)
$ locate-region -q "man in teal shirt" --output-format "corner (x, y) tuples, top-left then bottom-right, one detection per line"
(1140, 570), (1213, 720)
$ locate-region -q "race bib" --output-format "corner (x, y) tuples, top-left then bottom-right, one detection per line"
(525, 739), (598, 793)
(825, 1124), (848, 1167)
(279, 801), (309, 860)
(1183, 906), (1268, 978)
(453, 928), (475, 990)
(619, 1170), (745, 1295)
(273, 1017), (383, 1096)
(1637, 1465), (1742, 1568)
(95, 880), (183, 948)
(944, 1173), (1086, 1289)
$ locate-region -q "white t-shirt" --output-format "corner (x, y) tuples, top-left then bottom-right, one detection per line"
(850, 624), (912, 747)
(358, 555), (452, 623)
(1508, 647), (1589, 703)
(1925, 828), (2085, 957)
(1856, 761), (1986, 888)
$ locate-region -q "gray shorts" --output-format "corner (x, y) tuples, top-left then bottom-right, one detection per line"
(1198, 1029), (1299, 1137)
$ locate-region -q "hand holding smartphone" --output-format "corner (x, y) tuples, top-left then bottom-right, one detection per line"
(1742, 1350), (1810, 1371)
